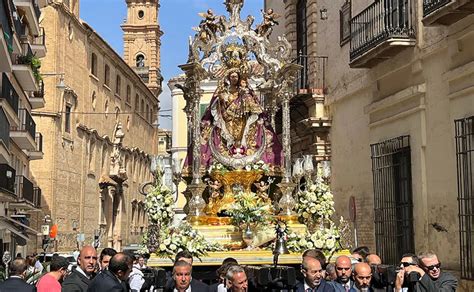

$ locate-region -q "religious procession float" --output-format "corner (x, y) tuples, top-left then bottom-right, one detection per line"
(143, 0), (350, 266)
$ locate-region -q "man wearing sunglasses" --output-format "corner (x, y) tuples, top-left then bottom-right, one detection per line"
(395, 252), (457, 292)
(330, 256), (354, 292)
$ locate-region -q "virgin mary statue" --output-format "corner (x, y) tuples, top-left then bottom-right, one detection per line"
(186, 66), (283, 173)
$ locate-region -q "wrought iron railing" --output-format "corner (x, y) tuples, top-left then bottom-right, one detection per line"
(1, 73), (19, 113)
(0, 108), (9, 149)
(0, 0), (13, 49)
(32, 27), (45, 46)
(33, 0), (41, 20)
(15, 175), (34, 204)
(455, 116), (474, 280)
(35, 132), (42, 152)
(33, 79), (44, 98)
(292, 54), (328, 95)
(371, 135), (415, 265)
(350, 0), (415, 61)
(423, 0), (452, 16)
(33, 186), (41, 207)
(0, 164), (16, 194)
(13, 108), (36, 139)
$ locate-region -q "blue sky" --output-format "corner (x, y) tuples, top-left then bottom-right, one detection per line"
(80, 0), (263, 129)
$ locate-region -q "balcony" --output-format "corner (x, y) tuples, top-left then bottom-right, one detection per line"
(12, 44), (38, 91)
(29, 79), (44, 109)
(350, 0), (416, 68)
(0, 73), (20, 127)
(10, 108), (36, 150)
(13, 175), (38, 209)
(30, 27), (45, 57)
(26, 132), (43, 160)
(293, 54), (328, 97)
(0, 164), (16, 199)
(0, 0), (13, 72)
(0, 109), (10, 164)
(423, 0), (474, 26)
(12, 0), (40, 36)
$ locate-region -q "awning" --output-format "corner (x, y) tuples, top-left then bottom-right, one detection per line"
(0, 218), (29, 242)
(0, 215), (42, 236)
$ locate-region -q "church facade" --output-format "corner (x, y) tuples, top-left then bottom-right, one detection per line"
(30, 0), (162, 251)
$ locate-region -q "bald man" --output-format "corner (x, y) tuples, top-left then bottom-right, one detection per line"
(62, 245), (98, 292)
(330, 256), (354, 292)
(352, 263), (373, 292)
(366, 254), (381, 266)
(296, 257), (335, 292)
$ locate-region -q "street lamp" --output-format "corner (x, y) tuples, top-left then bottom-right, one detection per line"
(41, 215), (52, 261)
(41, 72), (67, 90)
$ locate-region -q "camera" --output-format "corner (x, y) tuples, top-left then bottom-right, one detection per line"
(370, 264), (420, 289)
(141, 267), (167, 291)
(244, 265), (297, 291)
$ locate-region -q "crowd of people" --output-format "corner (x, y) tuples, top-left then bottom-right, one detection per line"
(0, 245), (459, 292)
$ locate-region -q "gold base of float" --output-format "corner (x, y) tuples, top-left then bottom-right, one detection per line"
(148, 249), (351, 267)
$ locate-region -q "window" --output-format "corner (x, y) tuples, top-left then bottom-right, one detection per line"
(126, 85), (131, 104)
(91, 53), (97, 76)
(296, 0), (308, 56)
(65, 105), (71, 133)
(115, 75), (121, 96)
(146, 104), (150, 122)
(455, 116), (474, 280)
(136, 54), (145, 68)
(340, 1), (351, 46)
(104, 64), (110, 86)
(370, 136), (414, 265)
(138, 10), (144, 19)
(140, 100), (144, 116)
(296, 0), (308, 90)
(135, 94), (139, 112)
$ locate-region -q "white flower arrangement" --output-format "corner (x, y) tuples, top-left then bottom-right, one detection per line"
(143, 171), (222, 258)
(282, 222), (341, 254)
(296, 167), (335, 222)
(227, 191), (271, 226)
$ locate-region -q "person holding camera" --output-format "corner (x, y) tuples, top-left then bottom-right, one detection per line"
(394, 252), (457, 292)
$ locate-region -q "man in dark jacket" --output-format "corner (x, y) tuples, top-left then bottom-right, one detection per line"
(165, 260), (209, 292)
(397, 252), (458, 292)
(296, 257), (334, 292)
(62, 245), (97, 292)
(87, 253), (133, 292)
(0, 258), (35, 292)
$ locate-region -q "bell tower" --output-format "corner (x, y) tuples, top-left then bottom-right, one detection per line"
(121, 0), (163, 96)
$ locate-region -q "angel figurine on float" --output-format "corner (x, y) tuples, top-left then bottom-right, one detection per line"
(256, 8), (281, 37)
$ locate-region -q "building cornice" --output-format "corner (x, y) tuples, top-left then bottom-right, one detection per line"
(77, 123), (153, 160)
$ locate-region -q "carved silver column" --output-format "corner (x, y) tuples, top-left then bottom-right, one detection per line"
(281, 91), (292, 183)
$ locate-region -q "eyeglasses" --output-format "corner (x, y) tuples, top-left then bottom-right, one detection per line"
(424, 263), (441, 271)
(400, 262), (416, 267)
(336, 267), (351, 271)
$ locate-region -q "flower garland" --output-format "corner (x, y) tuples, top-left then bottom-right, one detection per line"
(226, 191), (271, 226)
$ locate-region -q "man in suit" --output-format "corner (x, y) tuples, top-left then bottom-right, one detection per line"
(0, 258), (35, 292)
(226, 265), (248, 292)
(165, 260), (209, 292)
(330, 256), (354, 292)
(296, 257), (334, 292)
(350, 263), (373, 292)
(87, 252), (133, 292)
(395, 252), (457, 292)
(62, 245), (97, 292)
